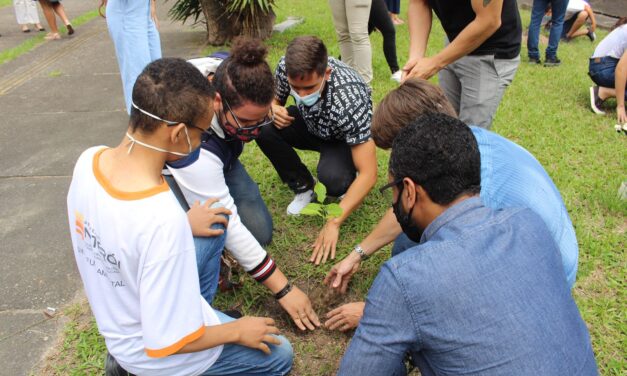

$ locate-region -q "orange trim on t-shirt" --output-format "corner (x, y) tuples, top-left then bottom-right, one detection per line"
(92, 148), (170, 201)
(145, 325), (206, 358)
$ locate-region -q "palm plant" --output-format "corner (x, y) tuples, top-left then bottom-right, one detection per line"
(169, 0), (277, 45)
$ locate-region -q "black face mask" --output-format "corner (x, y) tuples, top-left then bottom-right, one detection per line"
(392, 183), (424, 243)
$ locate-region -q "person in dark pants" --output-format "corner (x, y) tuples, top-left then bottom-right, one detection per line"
(256, 36), (378, 266)
(527, 0), (568, 66)
(369, 0), (401, 82)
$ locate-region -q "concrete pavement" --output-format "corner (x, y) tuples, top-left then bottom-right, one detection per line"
(0, 1), (207, 374)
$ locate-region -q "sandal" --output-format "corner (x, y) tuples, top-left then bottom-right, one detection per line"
(44, 32), (61, 40)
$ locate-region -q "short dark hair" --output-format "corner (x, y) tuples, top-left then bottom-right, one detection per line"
(285, 36), (328, 79)
(213, 37), (274, 109)
(372, 78), (457, 149)
(130, 58), (215, 133)
(390, 113), (481, 205)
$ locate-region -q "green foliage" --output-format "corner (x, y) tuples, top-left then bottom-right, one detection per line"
(300, 182), (344, 224)
(167, 0), (203, 24)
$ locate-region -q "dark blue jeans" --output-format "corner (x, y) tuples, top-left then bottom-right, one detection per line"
(589, 56), (627, 96)
(527, 0), (568, 59)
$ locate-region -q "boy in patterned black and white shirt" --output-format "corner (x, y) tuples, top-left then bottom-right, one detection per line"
(256, 36), (378, 265)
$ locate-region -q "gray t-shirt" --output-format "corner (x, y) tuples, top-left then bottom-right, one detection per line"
(592, 24), (627, 59)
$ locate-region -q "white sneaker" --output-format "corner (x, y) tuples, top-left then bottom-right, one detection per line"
(391, 70), (402, 83)
(287, 190), (314, 215)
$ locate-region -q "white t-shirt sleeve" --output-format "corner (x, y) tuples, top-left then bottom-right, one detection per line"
(167, 150), (268, 272)
(140, 217), (206, 358)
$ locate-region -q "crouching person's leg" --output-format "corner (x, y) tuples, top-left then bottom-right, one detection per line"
(202, 312), (294, 376)
(194, 221), (227, 304)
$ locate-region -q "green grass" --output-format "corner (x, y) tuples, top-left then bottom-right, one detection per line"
(0, 10), (100, 66)
(43, 1), (626, 375)
(0, 0), (11, 9)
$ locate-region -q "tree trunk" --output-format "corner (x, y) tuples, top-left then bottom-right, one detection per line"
(199, 0), (276, 45)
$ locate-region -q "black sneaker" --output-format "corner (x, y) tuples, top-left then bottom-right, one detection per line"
(589, 86), (605, 115)
(528, 57), (541, 65)
(544, 57), (561, 67)
(587, 29), (596, 42)
(66, 24), (74, 35)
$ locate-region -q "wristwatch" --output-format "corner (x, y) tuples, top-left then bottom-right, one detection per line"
(353, 244), (369, 260)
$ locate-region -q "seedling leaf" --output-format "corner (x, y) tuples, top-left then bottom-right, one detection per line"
(300, 203), (323, 216)
(325, 203), (343, 219)
(314, 182), (327, 203)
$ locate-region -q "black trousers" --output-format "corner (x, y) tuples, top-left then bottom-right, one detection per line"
(369, 0), (399, 74)
(256, 106), (356, 197)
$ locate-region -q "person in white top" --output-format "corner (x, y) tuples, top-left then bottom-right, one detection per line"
(588, 19), (627, 125)
(560, 0), (597, 41)
(167, 37), (321, 332)
(67, 58), (293, 375)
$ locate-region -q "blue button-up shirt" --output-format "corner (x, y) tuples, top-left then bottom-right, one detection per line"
(338, 198), (597, 376)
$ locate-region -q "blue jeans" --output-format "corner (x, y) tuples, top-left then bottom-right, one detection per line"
(194, 226), (227, 304)
(589, 57), (627, 96)
(201, 311), (293, 376)
(225, 160), (273, 246)
(527, 0), (568, 59)
(106, 0), (161, 114)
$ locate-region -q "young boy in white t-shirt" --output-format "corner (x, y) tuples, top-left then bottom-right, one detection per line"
(67, 58), (293, 376)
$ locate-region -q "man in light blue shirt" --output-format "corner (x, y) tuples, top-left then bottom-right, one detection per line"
(324, 80), (578, 326)
(337, 113), (597, 375)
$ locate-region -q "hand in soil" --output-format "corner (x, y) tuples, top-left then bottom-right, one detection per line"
(324, 302), (365, 331)
(278, 285), (321, 331)
(233, 316), (281, 355)
(324, 252), (361, 294)
(311, 220), (340, 265)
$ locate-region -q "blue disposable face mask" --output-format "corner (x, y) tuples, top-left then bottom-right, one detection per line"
(290, 79), (325, 107)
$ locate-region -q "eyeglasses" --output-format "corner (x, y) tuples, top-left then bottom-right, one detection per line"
(223, 99), (274, 134)
(379, 177), (404, 204)
(131, 101), (212, 136)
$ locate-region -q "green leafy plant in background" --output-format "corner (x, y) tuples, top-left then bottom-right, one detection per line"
(299, 182), (343, 224)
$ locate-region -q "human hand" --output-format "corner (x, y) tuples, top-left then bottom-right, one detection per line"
(187, 198), (231, 237)
(311, 220), (340, 265)
(402, 56), (441, 81)
(324, 302), (365, 331)
(233, 316), (281, 354)
(618, 106), (627, 125)
(324, 252), (361, 294)
(272, 104), (294, 129)
(278, 286), (321, 331)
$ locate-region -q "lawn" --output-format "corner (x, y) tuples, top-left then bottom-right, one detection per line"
(39, 0), (626, 375)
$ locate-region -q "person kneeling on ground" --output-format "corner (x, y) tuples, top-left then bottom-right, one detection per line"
(67, 58), (292, 376)
(324, 79), (580, 332)
(560, 0), (597, 41)
(589, 17), (627, 125)
(336, 113), (598, 375)
(166, 37), (320, 331)
(256, 36), (377, 265)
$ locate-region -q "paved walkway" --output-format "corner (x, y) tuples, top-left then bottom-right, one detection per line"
(0, 1), (207, 374)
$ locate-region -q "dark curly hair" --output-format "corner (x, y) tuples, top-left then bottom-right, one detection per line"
(130, 58), (215, 133)
(390, 113), (481, 205)
(212, 37), (274, 109)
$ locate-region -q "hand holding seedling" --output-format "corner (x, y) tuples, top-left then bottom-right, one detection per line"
(299, 182), (344, 265)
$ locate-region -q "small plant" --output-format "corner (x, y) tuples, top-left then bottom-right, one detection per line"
(299, 182), (343, 223)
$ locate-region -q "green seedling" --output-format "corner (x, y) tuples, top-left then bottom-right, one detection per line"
(299, 182), (343, 224)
